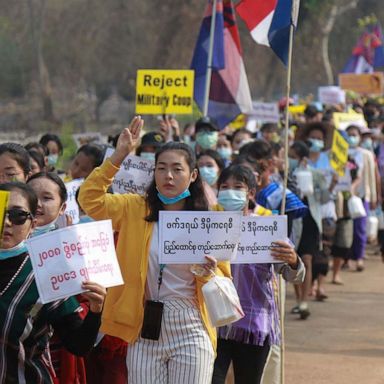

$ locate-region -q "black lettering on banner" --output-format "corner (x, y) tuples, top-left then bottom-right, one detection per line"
(143, 75), (152, 86)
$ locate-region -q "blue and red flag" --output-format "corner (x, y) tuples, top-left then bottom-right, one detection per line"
(343, 23), (384, 73)
(191, 0), (252, 129)
(235, 0), (299, 66)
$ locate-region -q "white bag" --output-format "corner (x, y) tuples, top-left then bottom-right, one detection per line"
(202, 275), (244, 327)
(367, 213), (379, 241)
(347, 196), (367, 219)
(295, 169), (314, 196)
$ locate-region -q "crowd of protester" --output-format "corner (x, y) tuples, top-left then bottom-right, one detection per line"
(0, 96), (383, 383)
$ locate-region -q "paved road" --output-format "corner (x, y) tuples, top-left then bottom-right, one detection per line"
(285, 248), (384, 384)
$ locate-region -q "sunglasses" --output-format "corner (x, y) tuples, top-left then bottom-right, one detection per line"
(5, 208), (33, 225)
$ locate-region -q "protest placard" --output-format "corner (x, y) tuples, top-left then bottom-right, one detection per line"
(104, 148), (154, 195)
(0, 191), (9, 239)
(330, 130), (349, 176)
(159, 211), (242, 264)
(339, 72), (384, 95)
(65, 178), (84, 224)
(136, 69), (194, 115)
(26, 220), (123, 304)
(318, 86), (346, 105)
(251, 102), (280, 123)
(72, 132), (106, 149)
(231, 215), (287, 264)
(333, 111), (366, 130)
(288, 105), (306, 115)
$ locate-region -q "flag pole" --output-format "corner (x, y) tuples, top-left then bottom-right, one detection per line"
(279, 21), (295, 384)
(203, 0), (218, 116)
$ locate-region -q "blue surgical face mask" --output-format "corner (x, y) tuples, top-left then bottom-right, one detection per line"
(217, 147), (232, 160)
(31, 221), (57, 237)
(47, 154), (59, 167)
(157, 188), (191, 205)
(79, 215), (94, 223)
(308, 138), (324, 152)
(348, 135), (360, 148)
(0, 241), (28, 260)
(199, 166), (218, 186)
(140, 152), (156, 161)
(196, 131), (218, 149)
(360, 138), (373, 151)
(288, 158), (299, 170)
(217, 189), (247, 211)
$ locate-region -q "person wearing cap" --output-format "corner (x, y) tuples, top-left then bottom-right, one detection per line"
(195, 116), (219, 154)
(136, 131), (165, 161)
(304, 104), (323, 123)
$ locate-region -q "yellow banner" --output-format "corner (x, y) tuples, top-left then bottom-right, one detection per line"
(136, 70), (194, 114)
(288, 105), (306, 115)
(339, 72), (384, 95)
(0, 191), (10, 240)
(330, 130), (349, 176)
(333, 111), (366, 130)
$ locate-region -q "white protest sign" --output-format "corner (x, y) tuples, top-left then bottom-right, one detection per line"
(26, 220), (123, 304)
(159, 211), (242, 264)
(72, 132), (106, 149)
(318, 86), (346, 105)
(251, 102), (280, 123)
(104, 148), (154, 195)
(231, 215), (287, 264)
(65, 178), (84, 224)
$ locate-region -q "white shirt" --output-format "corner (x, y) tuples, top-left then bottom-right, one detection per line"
(145, 223), (196, 301)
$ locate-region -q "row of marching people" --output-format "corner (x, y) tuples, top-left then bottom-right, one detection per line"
(0, 99), (383, 383)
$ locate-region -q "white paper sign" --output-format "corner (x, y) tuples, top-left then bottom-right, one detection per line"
(26, 220), (123, 304)
(318, 86), (346, 105)
(159, 211), (242, 264)
(104, 148), (154, 195)
(231, 215), (287, 264)
(72, 132), (106, 149)
(65, 178), (84, 224)
(251, 102), (280, 123)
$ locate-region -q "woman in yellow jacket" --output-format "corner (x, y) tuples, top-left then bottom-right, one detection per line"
(79, 116), (230, 384)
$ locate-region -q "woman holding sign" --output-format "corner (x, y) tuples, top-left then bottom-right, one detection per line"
(79, 116), (230, 384)
(211, 165), (305, 384)
(0, 182), (106, 383)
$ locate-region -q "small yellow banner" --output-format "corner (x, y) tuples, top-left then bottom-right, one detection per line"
(330, 130), (349, 176)
(333, 111), (366, 130)
(0, 191), (10, 240)
(136, 70), (194, 115)
(339, 72), (384, 95)
(288, 105), (306, 115)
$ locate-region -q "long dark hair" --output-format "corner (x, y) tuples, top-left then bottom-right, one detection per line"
(145, 142), (208, 222)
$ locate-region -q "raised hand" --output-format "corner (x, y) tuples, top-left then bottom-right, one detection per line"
(111, 116), (144, 166)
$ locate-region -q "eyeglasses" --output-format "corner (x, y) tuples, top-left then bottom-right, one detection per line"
(5, 208), (33, 225)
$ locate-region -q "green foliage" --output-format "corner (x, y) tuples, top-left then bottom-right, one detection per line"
(57, 122), (77, 171)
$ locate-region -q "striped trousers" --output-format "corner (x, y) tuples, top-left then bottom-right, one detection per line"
(126, 298), (214, 384)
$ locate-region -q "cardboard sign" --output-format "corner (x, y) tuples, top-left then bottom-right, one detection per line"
(65, 179), (84, 224)
(0, 191), (10, 239)
(318, 86), (346, 105)
(231, 216), (287, 264)
(104, 148), (154, 195)
(136, 69), (194, 114)
(251, 102), (280, 123)
(333, 111), (366, 130)
(159, 211), (242, 264)
(72, 133), (105, 149)
(330, 130), (349, 176)
(26, 220), (123, 304)
(339, 72), (384, 95)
